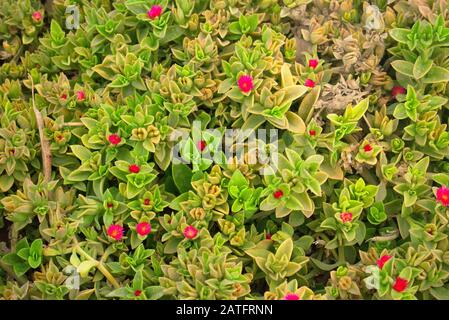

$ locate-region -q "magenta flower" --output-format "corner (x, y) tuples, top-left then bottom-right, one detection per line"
(136, 222), (152, 236)
(129, 164), (140, 173)
(76, 90), (85, 101)
(32, 11), (42, 22)
(340, 212), (353, 223)
(183, 225), (198, 239)
(237, 75), (254, 93)
(304, 79), (316, 88)
(376, 255), (392, 269)
(283, 293), (300, 300)
(308, 59), (319, 69)
(391, 86), (406, 98)
(436, 186), (449, 207)
(107, 224), (124, 241)
(147, 5), (163, 20)
(108, 134), (121, 145)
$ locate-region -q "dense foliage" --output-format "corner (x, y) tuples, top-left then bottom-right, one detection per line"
(1, 0), (449, 300)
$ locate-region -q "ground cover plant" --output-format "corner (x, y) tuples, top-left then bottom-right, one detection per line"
(0, 0), (449, 300)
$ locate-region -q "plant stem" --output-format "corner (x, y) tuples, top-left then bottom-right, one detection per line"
(338, 246), (345, 263)
(64, 122), (84, 127)
(30, 76), (52, 185)
(75, 244), (120, 289)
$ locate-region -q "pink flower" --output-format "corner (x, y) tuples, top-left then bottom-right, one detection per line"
(392, 276), (408, 292)
(76, 90), (85, 101)
(197, 140), (207, 152)
(136, 222), (151, 236)
(107, 224), (124, 241)
(391, 86), (406, 98)
(308, 59), (319, 69)
(108, 134), (121, 145)
(237, 75), (254, 93)
(376, 255), (392, 269)
(32, 11), (42, 22)
(364, 144), (373, 152)
(283, 293), (300, 300)
(147, 5), (163, 20)
(183, 225), (198, 239)
(304, 79), (316, 88)
(273, 190), (283, 199)
(340, 212), (353, 223)
(129, 164), (140, 173)
(436, 186), (449, 207)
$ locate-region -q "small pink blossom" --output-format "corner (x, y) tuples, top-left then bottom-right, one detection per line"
(237, 75), (254, 93)
(283, 293), (300, 300)
(183, 225), (198, 240)
(32, 11), (42, 22)
(76, 90), (86, 101)
(340, 212), (353, 223)
(136, 222), (151, 236)
(376, 255), (392, 269)
(304, 79), (316, 88)
(107, 224), (124, 241)
(308, 59), (319, 69)
(147, 5), (163, 20)
(436, 186), (449, 207)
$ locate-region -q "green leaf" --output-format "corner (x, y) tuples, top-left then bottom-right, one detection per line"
(229, 170), (248, 189)
(391, 60), (414, 77)
(422, 66), (449, 83)
(430, 287), (449, 300)
(389, 28), (410, 43)
(171, 163), (193, 193)
(413, 56), (433, 79)
(70, 145), (92, 161)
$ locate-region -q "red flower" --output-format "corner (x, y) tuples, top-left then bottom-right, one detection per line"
(106, 202), (113, 208)
(273, 190), (283, 199)
(376, 255), (392, 269)
(76, 90), (85, 101)
(136, 222), (151, 236)
(266, 233), (272, 240)
(392, 277), (408, 292)
(147, 5), (163, 20)
(134, 290), (142, 297)
(309, 129), (316, 136)
(197, 140), (207, 152)
(436, 186), (449, 207)
(340, 212), (353, 223)
(107, 224), (124, 241)
(391, 86), (406, 98)
(183, 225), (198, 239)
(108, 134), (121, 145)
(60, 93), (67, 100)
(363, 144), (373, 152)
(32, 11), (42, 22)
(129, 164), (140, 173)
(308, 59), (319, 69)
(143, 198), (151, 206)
(237, 75), (254, 93)
(304, 79), (316, 88)
(283, 293), (300, 300)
